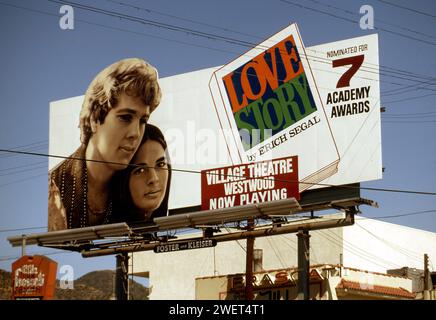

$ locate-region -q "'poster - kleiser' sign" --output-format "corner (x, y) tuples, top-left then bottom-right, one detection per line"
(201, 156), (299, 210)
(154, 239), (217, 253)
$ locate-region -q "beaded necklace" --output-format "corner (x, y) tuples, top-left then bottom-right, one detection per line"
(64, 159), (112, 228)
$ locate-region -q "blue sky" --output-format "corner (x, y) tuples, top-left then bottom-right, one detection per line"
(0, 0), (435, 280)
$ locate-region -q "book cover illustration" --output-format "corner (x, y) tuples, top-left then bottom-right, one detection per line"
(209, 23), (340, 192)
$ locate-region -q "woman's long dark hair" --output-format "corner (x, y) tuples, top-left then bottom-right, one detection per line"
(112, 124), (171, 224)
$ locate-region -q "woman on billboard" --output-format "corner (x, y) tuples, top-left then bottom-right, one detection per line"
(48, 58), (162, 231)
(112, 124), (171, 224)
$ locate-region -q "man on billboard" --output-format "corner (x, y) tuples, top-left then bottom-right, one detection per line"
(48, 58), (162, 231)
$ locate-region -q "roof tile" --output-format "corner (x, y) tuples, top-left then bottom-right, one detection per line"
(337, 279), (416, 299)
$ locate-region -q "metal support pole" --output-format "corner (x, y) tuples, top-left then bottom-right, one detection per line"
(245, 219), (254, 300)
(115, 252), (129, 300)
(21, 236), (26, 257)
(297, 229), (310, 300)
(424, 253), (430, 300)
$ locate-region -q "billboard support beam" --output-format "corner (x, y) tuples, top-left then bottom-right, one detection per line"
(82, 209), (356, 258)
(297, 229), (310, 300)
(245, 219), (254, 300)
(115, 252), (129, 300)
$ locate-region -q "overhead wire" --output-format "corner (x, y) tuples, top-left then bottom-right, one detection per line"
(382, 79), (436, 96)
(0, 1), (432, 240)
(279, 0), (436, 47)
(0, 160), (47, 173)
(105, 0), (262, 41)
(108, 0), (436, 86)
(354, 221), (425, 264)
(0, 4), (432, 288)
(48, 0), (257, 48)
(382, 111), (436, 118)
(266, 236), (288, 268)
(364, 209), (436, 220)
(383, 92), (436, 104)
(0, 172), (48, 188)
(306, 0), (436, 41)
(0, 226), (46, 233)
(0, 164), (47, 178)
(224, 225), (246, 253)
(1, 148), (436, 196)
(319, 229), (403, 269)
(54, 1), (436, 112)
(0, 141), (48, 160)
(376, 0), (436, 20)
(0, 250), (70, 262)
(0, 0), (432, 97)
(108, 0), (436, 101)
(46, 0), (436, 91)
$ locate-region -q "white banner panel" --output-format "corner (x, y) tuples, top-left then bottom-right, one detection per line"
(49, 30), (381, 216)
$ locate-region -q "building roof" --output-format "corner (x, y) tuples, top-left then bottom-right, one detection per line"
(336, 279), (416, 299)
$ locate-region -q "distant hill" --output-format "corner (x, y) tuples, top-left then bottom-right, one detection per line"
(0, 269), (149, 300)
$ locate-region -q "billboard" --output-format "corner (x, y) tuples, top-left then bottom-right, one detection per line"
(48, 24), (381, 231)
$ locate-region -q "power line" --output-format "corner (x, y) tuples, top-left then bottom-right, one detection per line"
(0, 160), (47, 173)
(1, 140), (49, 151)
(1, 148), (436, 196)
(0, 0), (240, 57)
(366, 209), (436, 220)
(326, 228), (404, 269)
(0, 164), (47, 177)
(266, 236), (287, 268)
(105, 0), (262, 41)
(0, 226), (46, 233)
(382, 111), (436, 117)
(0, 3), (434, 192)
(307, 0), (436, 41)
(0, 250), (68, 262)
(376, 0), (436, 20)
(384, 92), (436, 104)
(383, 120), (436, 124)
(0, 172), (47, 188)
(110, 0), (436, 87)
(224, 225), (246, 253)
(318, 229), (401, 269)
(355, 222), (424, 263)
(0, 146), (48, 160)
(2, 0), (434, 93)
(383, 115), (436, 120)
(48, 0), (256, 48)
(48, 0), (436, 90)
(382, 79), (436, 96)
(279, 0), (436, 47)
(0, 140), (48, 159)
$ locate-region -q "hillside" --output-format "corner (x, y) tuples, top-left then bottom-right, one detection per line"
(0, 269), (149, 300)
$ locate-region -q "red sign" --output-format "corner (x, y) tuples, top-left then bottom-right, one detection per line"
(11, 255), (58, 300)
(201, 156), (299, 210)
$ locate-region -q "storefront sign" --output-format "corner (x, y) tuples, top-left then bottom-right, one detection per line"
(12, 255), (58, 300)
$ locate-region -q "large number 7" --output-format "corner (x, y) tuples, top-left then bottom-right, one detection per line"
(332, 54), (364, 88)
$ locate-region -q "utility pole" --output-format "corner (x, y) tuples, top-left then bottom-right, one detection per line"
(245, 219), (254, 300)
(115, 252), (129, 300)
(297, 229), (310, 300)
(21, 236), (26, 257)
(424, 253), (430, 300)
